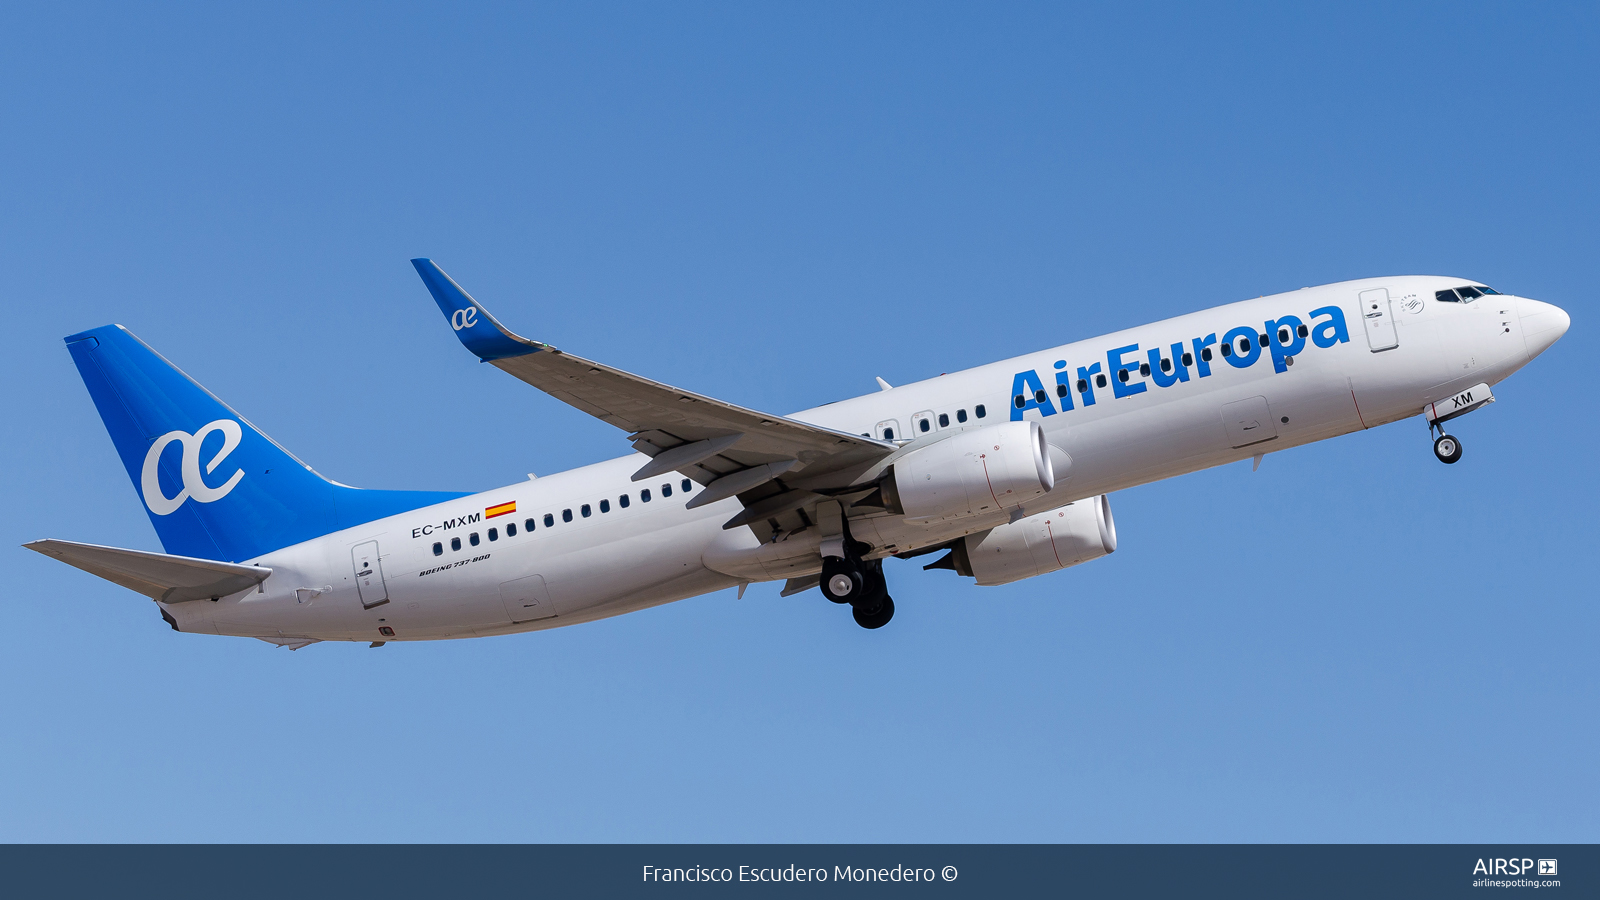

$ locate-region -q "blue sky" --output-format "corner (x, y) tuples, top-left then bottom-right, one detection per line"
(1, 3), (1594, 841)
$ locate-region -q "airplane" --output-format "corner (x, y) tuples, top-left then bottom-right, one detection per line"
(26, 262), (1569, 647)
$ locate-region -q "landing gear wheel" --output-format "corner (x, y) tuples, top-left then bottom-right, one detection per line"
(1433, 433), (1462, 464)
(852, 595), (894, 629)
(820, 558), (863, 604)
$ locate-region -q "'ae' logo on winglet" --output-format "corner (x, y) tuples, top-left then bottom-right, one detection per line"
(451, 307), (478, 331)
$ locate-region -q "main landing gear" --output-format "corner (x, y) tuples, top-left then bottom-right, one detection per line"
(821, 555), (895, 629)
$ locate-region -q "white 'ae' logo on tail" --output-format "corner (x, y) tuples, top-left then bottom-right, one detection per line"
(140, 419), (246, 516)
(451, 307), (478, 331)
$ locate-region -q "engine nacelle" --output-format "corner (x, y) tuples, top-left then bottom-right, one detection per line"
(942, 494), (1117, 586)
(887, 421), (1055, 521)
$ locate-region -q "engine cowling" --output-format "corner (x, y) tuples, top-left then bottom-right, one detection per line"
(941, 494), (1117, 586)
(888, 421), (1055, 521)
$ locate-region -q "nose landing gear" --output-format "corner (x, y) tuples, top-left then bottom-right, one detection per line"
(1424, 383), (1494, 465)
(1433, 433), (1463, 464)
(1427, 414), (1463, 464)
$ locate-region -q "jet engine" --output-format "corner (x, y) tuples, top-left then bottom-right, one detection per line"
(885, 420), (1055, 521)
(928, 494), (1117, 586)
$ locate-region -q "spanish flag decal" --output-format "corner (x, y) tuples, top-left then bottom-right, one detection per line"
(485, 500), (517, 519)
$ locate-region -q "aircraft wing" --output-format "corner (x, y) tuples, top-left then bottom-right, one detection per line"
(412, 259), (895, 524)
(25, 539), (273, 603)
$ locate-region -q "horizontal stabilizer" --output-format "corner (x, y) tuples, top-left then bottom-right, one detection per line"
(25, 539), (272, 603)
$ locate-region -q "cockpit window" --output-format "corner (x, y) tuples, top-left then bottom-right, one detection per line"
(1477, 286), (1500, 294)
(1435, 289), (1461, 303)
(1456, 286), (1483, 300)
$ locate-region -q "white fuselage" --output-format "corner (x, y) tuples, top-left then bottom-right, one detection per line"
(167, 276), (1563, 642)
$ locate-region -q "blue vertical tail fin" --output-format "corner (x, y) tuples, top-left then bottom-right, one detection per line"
(64, 325), (466, 562)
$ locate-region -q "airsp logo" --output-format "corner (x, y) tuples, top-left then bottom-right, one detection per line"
(140, 419), (246, 516)
(451, 307), (478, 331)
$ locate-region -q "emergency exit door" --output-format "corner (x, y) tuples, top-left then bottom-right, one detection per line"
(1360, 288), (1399, 352)
(351, 541), (389, 609)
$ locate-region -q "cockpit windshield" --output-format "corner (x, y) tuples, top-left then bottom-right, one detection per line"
(1435, 285), (1498, 304)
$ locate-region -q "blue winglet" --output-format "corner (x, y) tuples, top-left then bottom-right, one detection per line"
(411, 258), (543, 362)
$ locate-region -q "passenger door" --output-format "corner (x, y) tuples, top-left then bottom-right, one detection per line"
(910, 410), (936, 436)
(351, 541), (389, 609)
(874, 419), (902, 441)
(1360, 288), (1399, 352)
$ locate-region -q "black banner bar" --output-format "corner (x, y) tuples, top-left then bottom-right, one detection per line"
(0, 844), (1590, 899)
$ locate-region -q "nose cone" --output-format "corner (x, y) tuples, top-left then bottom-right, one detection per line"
(1519, 298), (1570, 359)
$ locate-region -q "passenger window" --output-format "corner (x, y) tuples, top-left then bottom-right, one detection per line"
(525, 518), (536, 532)
(919, 418), (931, 432)
(1435, 289), (1461, 303)
(1202, 347), (1213, 362)
(620, 494), (630, 508)
(938, 412), (950, 427)
(1013, 394), (1025, 409)
(1278, 328), (1289, 343)
(975, 404), (986, 418)
(883, 427), (894, 439)
(470, 532), (480, 546)
(599, 499), (610, 513)
(1457, 286), (1483, 300)
(662, 483), (672, 497)
(506, 522), (516, 537)
(1138, 362), (1150, 377)
(1055, 384), (1067, 398)
(1221, 342), (1232, 357)
(1181, 352), (1193, 367)
(1095, 374), (1107, 388)
(682, 479), (692, 493)
(641, 489), (651, 502)
(562, 509), (573, 522)
(1160, 357), (1171, 372)
(545, 513), (555, 527)
(1257, 333), (1268, 347)
(1034, 389), (1047, 404)
(1297, 325), (1308, 338)
(488, 527), (498, 541)
(451, 537), (461, 551)
(1240, 338), (1252, 353)
(1118, 369), (1129, 383)
(1077, 378), (1088, 393)
(956, 409), (968, 423)
(432, 542), (443, 556)
(581, 504), (591, 518)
